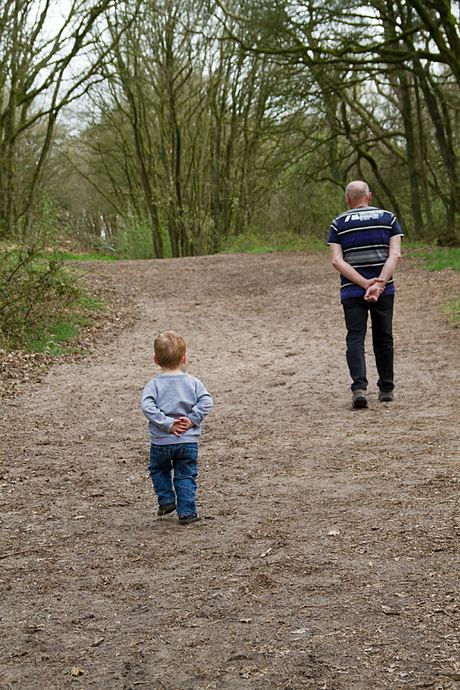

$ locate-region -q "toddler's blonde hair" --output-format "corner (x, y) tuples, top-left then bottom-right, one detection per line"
(154, 331), (186, 368)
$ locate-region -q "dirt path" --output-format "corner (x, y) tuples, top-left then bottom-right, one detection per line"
(1, 251), (460, 690)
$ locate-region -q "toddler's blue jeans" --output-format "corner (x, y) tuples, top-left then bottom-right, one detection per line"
(148, 443), (198, 517)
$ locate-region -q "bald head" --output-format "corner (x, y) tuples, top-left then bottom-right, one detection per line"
(345, 181), (371, 209)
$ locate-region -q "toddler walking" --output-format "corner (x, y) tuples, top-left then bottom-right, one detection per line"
(141, 331), (213, 524)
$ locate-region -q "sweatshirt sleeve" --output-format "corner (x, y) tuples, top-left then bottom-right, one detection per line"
(141, 381), (174, 433)
(188, 380), (213, 427)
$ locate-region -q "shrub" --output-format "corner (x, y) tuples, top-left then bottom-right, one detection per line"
(0, 239), (80, 350)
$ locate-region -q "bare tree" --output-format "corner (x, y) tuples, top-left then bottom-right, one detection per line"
(76, 0), (277, 257)
(212, 0), (460, 243)
(0, 0), (138, 237)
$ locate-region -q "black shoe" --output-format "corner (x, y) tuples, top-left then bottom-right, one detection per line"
(352, 389), (368, 409)
(157, 502), (176, 516)
(379, 390), (394, 402)
(178, 512), (202, 525)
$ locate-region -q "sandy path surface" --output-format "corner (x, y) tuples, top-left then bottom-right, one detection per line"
(1, 250), (460, 690)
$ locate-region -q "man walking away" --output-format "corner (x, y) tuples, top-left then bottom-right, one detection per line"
(328, 181), (403, 409)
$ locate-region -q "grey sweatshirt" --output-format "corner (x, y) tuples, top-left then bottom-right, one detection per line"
(141, 373), (213, 445)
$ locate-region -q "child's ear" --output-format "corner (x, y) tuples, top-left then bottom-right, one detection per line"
(182, 352), (187, 364)
(153, 354), (159, 365)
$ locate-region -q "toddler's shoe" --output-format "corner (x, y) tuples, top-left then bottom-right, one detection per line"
(378, 390), (394, 402)
(178, 512), (202, 525)
(157, 502), (176, 516)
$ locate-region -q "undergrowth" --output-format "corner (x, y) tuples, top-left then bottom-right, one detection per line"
(58, 252), (117, 262)
(25, 294), (104, 354)
(441, 296), (460, 328)
(0, 237), (103, 353)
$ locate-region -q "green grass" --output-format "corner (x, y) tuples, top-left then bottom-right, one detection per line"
(441, 295), (460, 328)
(22, 294), (102, 354)
(59, 252), (117, 262)
(222, 232), (327, 254)
(54, 230), (328, 260)
(27, 321), (81, 355)
(26, 318), (91, 354)
(0, 244), (117, 263)
(407, 246), (460, 328)
(77, 294), (105, 311)
(407, 247), (460, 272)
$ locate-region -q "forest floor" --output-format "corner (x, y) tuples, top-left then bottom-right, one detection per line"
(1, 250), (460, 690)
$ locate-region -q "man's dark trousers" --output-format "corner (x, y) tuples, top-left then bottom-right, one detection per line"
(342, 294), (395, 393)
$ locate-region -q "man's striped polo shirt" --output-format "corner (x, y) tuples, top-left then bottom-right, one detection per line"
(327, 205), (404, 300)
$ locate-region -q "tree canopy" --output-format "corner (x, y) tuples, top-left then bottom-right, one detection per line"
(1, 0), (460, 254)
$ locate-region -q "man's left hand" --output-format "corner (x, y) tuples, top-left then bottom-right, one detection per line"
(364, 278), (385, 302)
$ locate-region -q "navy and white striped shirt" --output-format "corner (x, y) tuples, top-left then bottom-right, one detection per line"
(327, 206), (404, 300)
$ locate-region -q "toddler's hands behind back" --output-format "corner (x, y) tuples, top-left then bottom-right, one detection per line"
(170, 416), (194, 437)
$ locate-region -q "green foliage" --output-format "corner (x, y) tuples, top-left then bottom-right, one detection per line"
(31, 197), (70, 244)
(0, 237), (82, 351)
(110, 214), (178, 259)
(259, 179), (345, 242)
(115, 215), (156, 260)
(1, 197), (113, 351)
(180, 208), (216, 257)
(88, 235), (119, 255)
(0, 193), (120, 352)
